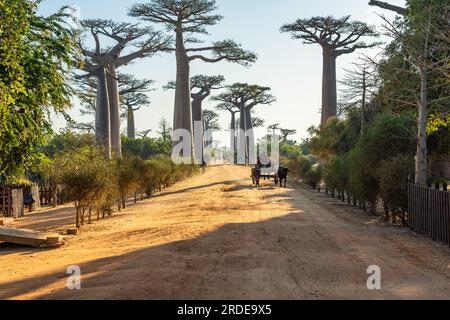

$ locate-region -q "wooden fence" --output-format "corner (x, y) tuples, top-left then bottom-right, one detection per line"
(0, 186), (24, 218)
(39, 185), (58, 207)
(0, 186), (13, 217)
(408, 184), (450, 246)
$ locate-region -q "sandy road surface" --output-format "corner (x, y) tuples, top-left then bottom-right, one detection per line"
(0, 165), (449, 299)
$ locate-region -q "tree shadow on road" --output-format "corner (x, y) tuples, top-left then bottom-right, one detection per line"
(1, 184), (449, 300)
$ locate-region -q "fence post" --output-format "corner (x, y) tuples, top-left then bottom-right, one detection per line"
(11, 188), (24, 218)
(30, 184), (40, 212)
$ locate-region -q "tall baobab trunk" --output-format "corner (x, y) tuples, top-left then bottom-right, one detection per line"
(192, 97), (203, 162)
(174, 29), (194, 159)
(415, 67), (428, 185)
(95, 67), (111, 159)
(127, 106), (136, 139)
(107, 65), (122, 157)
(230, 112), (237, 164)
(245, 108), (255, 164)
(192, 97), (202, 130)
(192, 96), (202, 158)
(237, 104), (247, 164)
(322, 49), (337, 124)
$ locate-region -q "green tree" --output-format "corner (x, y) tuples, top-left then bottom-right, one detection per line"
(377, 0), (449, 184)
(0, 1), (78, 182)
(377, 154), (415, 224)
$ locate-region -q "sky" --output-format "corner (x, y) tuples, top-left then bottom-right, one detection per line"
(39, 0), (406, 143)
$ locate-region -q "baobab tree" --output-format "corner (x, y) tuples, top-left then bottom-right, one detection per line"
(74, 73), (153, 140)
(78, 19), (170, 157)
(119, 75), (153, 139)
(281, 16), (380, 124)
(280, 129), (297, 143)
(236, 113), (266, 129)
(268, 123), (281, 134)
(165, 74), (225, 151)
(130, 0), (257, 158)
(213, 83), (276, 164)
(202, 109), (221, 151)
(252, 117), (266, 128)
(121, 90), (151, 140)
(216, 102), (240, 163)
(202, 109), (221, 132)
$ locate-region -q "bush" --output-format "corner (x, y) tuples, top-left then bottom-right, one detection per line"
(348, 147), (379, 213)
(51, 146), (117, 229)
(38, 136), (198, 230)
(285, 156), (314, 180)
(122, 136), (171, 160)
(116, 156), (142, 209)
(323, 156), (350, 199)
(305, 165), (322, 190)
(377, 154), (414, 224)
(137, 155), (197, 198)
(346, 112), (416, 214)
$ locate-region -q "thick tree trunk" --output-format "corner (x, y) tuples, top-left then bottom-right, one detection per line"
(95, 67), (111, 158)
(174, 29), (194, 160)
(415, 67), (428, 185)
(230, 112), (236, 164)
(245, 108), (255, 164)
(192, 96), (203, 162)
(238, 105), (247, 164)
(321, 50), (337, 124)
(192, 97), (202, 129)
(127, 106), (135, 139)
(192, 95), (205, 163)
(107, 65), (122, 157)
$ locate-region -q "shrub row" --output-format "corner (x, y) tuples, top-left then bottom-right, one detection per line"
(42, 147), (197, 229)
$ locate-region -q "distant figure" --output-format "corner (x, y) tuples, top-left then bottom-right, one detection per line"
(256, 157), (262, 169)
(259, 153), (272, 168)
(23, 189), (35, 206)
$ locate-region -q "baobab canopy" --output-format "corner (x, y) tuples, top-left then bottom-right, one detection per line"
(281, 16), (380, 125)
(78, 18), (171, 158)
(130, 0), (257, 159)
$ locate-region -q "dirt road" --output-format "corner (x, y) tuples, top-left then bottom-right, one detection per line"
(0, 165), (449, 299)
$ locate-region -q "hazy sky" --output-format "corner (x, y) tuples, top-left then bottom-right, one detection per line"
(39, 0), (406, 142)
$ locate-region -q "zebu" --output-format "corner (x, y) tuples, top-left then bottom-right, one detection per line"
(277, 166), (289, 188)
(251, 166), (261, 187)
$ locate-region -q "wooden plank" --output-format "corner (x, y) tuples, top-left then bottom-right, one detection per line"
(0, 226), (62, 247)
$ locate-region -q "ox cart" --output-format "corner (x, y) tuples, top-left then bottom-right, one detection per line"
(251, 165), (290, 188)
(251, 165), (279, 187)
